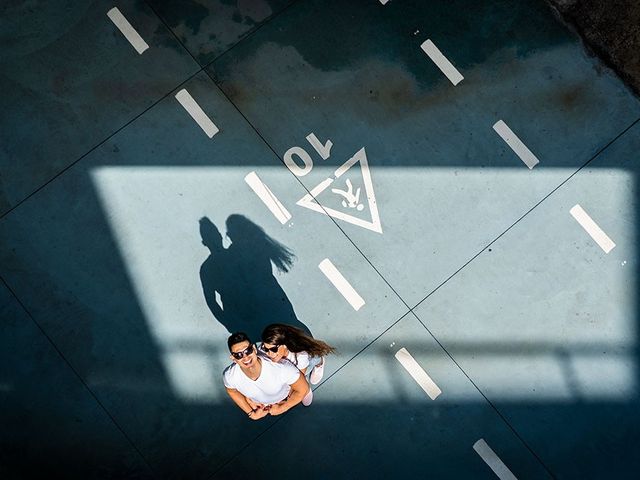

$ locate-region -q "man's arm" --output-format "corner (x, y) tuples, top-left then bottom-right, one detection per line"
(225, 387), (268, 420)
(269, 373), (309, 416)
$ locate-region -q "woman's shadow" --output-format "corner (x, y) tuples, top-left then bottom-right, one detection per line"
(199, 215), (311, 341)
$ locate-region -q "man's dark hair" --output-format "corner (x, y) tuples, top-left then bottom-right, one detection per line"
(227, 332), (251, 351)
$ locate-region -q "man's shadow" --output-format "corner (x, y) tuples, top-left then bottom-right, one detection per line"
(199, 214), (311, 341)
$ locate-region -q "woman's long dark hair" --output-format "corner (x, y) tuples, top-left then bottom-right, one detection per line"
(262, 324), (335, 357)
(226, 214), (295, 273)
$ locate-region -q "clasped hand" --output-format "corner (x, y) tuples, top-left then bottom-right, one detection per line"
(247, 400), (287, 419)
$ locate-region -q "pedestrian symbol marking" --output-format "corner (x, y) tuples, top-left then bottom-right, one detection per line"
(332, 179), (364, 211)
(296, 147), (382, 234)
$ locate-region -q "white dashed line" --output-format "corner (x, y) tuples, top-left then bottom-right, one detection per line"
(318, 259), (365, 311)
(244, 171), (292, 224)
(570, 204), (616, 253)
(107, 7), (149, 54)
(175, 89), (219, 138)
(493, 120), (539, 169)
(420, 39), (464, 86)
(395, 347), (442, 400)
(379, 0), (390, 4)
(473, 439), (518, 480)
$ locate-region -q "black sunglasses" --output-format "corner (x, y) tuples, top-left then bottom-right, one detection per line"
(260, 343), (280, 353)
(231, 344), (255, 359)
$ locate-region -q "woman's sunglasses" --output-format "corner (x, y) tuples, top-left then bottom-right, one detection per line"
(231, 344), (255, 359)
(260, 343), (280, 354)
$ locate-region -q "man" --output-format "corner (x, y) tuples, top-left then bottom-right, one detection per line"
(223, 332), (309, 420)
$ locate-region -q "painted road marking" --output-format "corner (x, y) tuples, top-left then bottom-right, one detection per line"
(493, 120), (539, 169)
(395, 347), (442, 400)
(473, 439), (518, 480)
(244, 171), (292, 224)
(107, 7), (149, 54)
(283, 146), (314, 176)
(297, 148), (382, 233)
(318, 259), (365, 311)
(570, 204), (616, 253)
(420, 39), (464, 86)
(175, 89), (219, 138)
(306, 133), (333, 160)
(380, 0), (390, 4)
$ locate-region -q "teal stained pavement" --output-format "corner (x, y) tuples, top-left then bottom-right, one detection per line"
(0, 1), (638, 479)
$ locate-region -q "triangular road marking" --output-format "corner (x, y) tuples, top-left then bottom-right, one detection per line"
(296, 147), (382, 234)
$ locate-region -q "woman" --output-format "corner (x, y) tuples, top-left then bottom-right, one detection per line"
(260, 324), (336, 406)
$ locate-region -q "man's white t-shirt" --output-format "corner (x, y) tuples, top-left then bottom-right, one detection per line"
(223, 354), (301, 404)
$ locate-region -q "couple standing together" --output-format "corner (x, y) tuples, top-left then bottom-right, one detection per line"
(200, 215), (334, 416)
(224, 324), (335, 419)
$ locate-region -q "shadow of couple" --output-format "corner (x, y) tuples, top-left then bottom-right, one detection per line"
(199, 214), (311, 342)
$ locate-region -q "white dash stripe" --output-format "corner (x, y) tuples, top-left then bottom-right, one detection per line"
(318, 259), (365, 311)
(570, 204), (616, 253)
(420, 39), (464, 86)
(379, 0), (390, 4)
(175, 89), (219, 138)
(107, 7), (149, 54)
(244, 171), (292, 224)
(473, 439), (518, 480)
(395, 348), (442, 400)
(493, 120), (539, 169)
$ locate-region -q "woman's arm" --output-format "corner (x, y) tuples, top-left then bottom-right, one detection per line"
(225, 387), (268, 420)
(268, 373), (309, 415)
(295, 352), (310, 375)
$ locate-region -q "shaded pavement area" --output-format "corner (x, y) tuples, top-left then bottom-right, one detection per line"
(1, 1), (639, 478)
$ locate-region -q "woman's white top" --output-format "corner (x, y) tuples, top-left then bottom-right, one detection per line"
(223, 354), (300, 404)
(286, 350), (310, 370)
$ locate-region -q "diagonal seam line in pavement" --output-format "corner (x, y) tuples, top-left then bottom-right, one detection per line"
(3, 2), (637, 475)
(410, 115), (640, 312)
(194, 57), (638, 478)
(0, 276), (160, 479)
(0, 0), (301, 221)
(403, 116), (640, 479)
(147, 0), (304, 70)
(156, 4), (418, 314)
(408, 309), (557, 478)
(211, 114), (639, 479)
(1, 7), (410, 477)
(0, 64), (203, 221)
(144, 0), (417, 316)
(43, 7), (415, 476)
(3, 32), (636, 479)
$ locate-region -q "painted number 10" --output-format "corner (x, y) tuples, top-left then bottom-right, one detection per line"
(283, 133), (333, 176)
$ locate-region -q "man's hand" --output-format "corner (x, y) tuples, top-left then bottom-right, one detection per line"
(268, 373), (309, 416)
(247, 398), (265, 411)
(248, 407), (269, 420)
(268, 401), (287, 416)
(225, 387), (269, 420)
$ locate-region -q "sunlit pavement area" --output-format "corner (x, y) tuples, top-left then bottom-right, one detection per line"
(1, 1), (639, 478)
